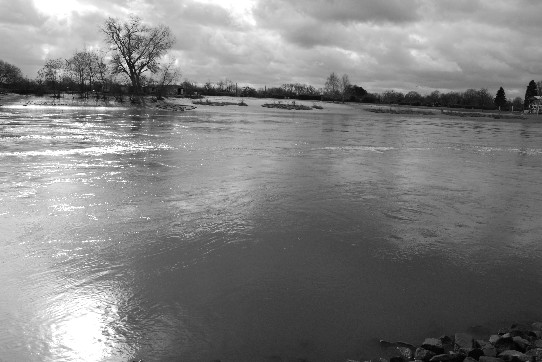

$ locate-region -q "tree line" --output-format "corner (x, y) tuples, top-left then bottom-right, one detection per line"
(0, 14), (541, 111)
(0, 15), (180, 103)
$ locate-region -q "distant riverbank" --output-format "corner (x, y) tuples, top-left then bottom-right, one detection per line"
(2, 93), (542, 122)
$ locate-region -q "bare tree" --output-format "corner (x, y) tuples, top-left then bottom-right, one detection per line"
(154, 58), (181, 99)
(339, 73), (351, 102)
(66, 49), (105, 98)
(66, 50), (89, 96)
(102, 15), (175, 95)
(324, 72), (340, 100)
(38, 58), (66, 97)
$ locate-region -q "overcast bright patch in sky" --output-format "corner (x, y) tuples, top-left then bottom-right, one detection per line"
(1, 0), (541, 96)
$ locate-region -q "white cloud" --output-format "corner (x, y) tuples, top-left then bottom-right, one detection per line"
(0, 0), (541, 97)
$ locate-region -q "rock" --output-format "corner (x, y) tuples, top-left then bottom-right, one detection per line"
(494, 337), (517, 354)
(442, 336), (456, 354)
(490, 336), (501, 344)
(415, 348), (437, 362)
(380, 340), (416, 360)
(455, 333), (474, 352)
(423, 339), (445, 354)
(464, 358), (478, 362)
(468, 348), (484, 360)
(482, 345), (498, 357)
(525, 348), (542, 361)
(498, 350), (530, 362)
(389, 347), (413, 360)
(512, 336), (530, 351)
(429, 352), (465, 362)
(532, 323), (542, 332)
(534, 340), (542, 348)
(479, 357), (505, 362)
(476, 340), (492, 349)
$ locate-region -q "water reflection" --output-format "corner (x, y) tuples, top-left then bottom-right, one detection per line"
(1, 107), (542, 361)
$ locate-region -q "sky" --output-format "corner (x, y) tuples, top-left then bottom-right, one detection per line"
(1, 0), (541, 97)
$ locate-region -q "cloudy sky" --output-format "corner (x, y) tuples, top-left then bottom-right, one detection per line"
(1, 0), (541, 97)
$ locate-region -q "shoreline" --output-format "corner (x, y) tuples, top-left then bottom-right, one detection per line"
(366, 321), (542, 362)
(2, 93), (542, 123)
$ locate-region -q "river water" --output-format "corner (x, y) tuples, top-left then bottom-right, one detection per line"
(1, 105), (541, 362)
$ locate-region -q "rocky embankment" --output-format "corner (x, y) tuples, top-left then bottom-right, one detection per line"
(368, 322), (542, 362)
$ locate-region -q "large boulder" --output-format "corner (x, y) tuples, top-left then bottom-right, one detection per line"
(498, 350), (530, 362)
(494, 337), (517, 354)
(467, 348), (484, 360)
(422, 339), (445, 354)
(482, 345), (498, 357)
(455, 333), (474, 353)
(490, 336), (501, 344)
(380, 340), (416, 360)
(415, 348), (437, 362)
(512, 336), (530, 352)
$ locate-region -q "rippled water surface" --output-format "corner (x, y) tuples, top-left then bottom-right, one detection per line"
(1, 106), (542, 362)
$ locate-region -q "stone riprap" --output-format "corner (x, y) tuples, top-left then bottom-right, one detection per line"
(363, 322), (542, 362)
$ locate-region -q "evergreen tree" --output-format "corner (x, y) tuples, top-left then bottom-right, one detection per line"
(524, 80), (538, 108)
(494, 87), (507, 108)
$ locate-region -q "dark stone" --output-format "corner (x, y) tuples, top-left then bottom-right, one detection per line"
(482, 346), (498, 358)
(476, 340), (491, 349)
(498, 350), (530, 362)
(525, 348), (542, 361)
(512, 336), (530, 351)
(442, 336), (456, 354)
(380, 340), (415, 360)
(390, 347), (413, 360)
(495, 337), (517, 354)
(534, 340), (542, 348)
(423, 339), (445, 354)
(468, 348), (484, 360)
(464, 358), (478, 362)
(415, 348), (437, 362)
(441, 336), (454, 345)
(429, 352), (466, 362)
(479, 357), (505, 362)
(455, 333), (474, 352)
(510, 331), (529, 340)
(490, 336), (501, 344)
(532, 322), (542, 332)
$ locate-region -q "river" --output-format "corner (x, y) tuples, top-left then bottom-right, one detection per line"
(1, 104), (542, 362)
